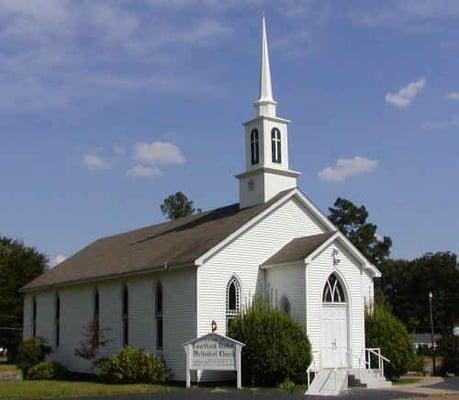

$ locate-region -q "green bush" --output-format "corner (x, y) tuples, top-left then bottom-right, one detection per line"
(28, 361), (68, 380)
(366, 304), (416, 379)
(228, 299), (312, 386)
(97, 346), (167, 384)
(17, 337), (51, 379)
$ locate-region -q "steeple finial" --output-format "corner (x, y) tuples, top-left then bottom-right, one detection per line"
(254, 15), (277, 117)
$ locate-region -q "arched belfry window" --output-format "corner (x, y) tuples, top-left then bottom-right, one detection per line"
(271, 128), (281, 163)
(323, 273), (346, 303)
(155, 281), (163, 350)
(250, 129), (260, 165)
(226, 276), (241, 328)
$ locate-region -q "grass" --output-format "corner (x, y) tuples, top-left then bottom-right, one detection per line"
(0, 380), (176, 399)
(392, 377), (421, 385)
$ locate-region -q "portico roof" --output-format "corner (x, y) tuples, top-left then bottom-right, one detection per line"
(261, 231), (336, 267)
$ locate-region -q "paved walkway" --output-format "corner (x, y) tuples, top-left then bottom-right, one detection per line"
(61, 378), (459, 400)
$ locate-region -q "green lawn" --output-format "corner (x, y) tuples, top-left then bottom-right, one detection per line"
(0, 380), (175, 400)
(392, 377), (421, 385)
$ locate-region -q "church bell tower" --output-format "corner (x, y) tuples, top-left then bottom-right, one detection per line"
(236, 17), (300, 209)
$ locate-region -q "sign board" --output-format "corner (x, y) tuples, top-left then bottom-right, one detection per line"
(453, 327), (459, 337)
(183, 333), (245, 389)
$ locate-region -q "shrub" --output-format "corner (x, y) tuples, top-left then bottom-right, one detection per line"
(17, 337), (51, 379)
(98, 346), (167, 384)
(228, 299), (312, 386)
(366, 304), (416, 379)
(28, 361), (68, 380)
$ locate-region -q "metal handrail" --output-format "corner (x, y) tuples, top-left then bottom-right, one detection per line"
(367, 348), (390, 363)
(306, 351), (320, 388)
(365, 348), (391, 377)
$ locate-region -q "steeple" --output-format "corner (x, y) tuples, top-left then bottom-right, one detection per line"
(254, 16), (277, 117)
(236, 16), (300, 209)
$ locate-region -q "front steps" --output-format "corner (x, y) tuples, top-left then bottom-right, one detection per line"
(306, 368), (391, 396)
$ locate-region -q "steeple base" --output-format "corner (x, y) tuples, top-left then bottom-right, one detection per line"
(236, 167), (300, 209)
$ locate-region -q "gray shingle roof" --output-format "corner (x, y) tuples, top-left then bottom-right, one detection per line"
(22, 189), (294, 291)
(261, 232), (335, 266)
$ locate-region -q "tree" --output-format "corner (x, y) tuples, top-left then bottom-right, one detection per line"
(160, 192), (196, 220)
(228, 299), (312, 386)
(0, 237), (47, 361)
(74, 320), (111, 369)
(328, 197), (392, 267)
(379, 252), (459, 334)
(366, 304), (416, 379)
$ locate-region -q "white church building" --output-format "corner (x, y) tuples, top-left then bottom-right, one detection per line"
(22, 18), (389, 392)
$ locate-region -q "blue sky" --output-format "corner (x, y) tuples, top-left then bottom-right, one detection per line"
(1, 0), (458, 266)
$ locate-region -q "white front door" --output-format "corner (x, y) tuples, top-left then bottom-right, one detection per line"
(321, 304), (348, 368)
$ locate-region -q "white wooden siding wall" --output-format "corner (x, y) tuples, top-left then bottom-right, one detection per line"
(24, 267), (196, 380)
(23, 295), (32, 339)
(198, 197), (325, 337)
(265, 262), (306, 327)
(306, 240), (370, 369)
(35, 291), (55, 350)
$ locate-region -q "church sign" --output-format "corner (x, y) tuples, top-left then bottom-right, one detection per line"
(183, 333), (245, 388)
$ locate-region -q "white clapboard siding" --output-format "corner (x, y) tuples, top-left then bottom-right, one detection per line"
(23, 268), (196, 380)
(265, 262), (306, 327)
(306, 240), (370, 370)
(23, 295), (32, 339)
(198, 197), (325, 337)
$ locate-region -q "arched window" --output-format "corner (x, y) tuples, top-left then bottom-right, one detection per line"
(279, 295), (291, 315)
(322, 273), (346, 303)
(32, 296), (37, 337)
(250, 129), (260, 165)
(55, 293), (60, 348)
(155, 281), (163, 350)
(226, 276), (241, 329)
(122, 285), (129, 346)
(271, 128), (282, 163)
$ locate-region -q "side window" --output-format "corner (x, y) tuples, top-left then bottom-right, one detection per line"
(155, 281), (163, 351)
(32, 296), (37, 337)
(122, 285), (129, 346)
(55, 294), (60, 348)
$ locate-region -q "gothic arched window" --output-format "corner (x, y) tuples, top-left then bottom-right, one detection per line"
(122, 285), (129, 346)
(271, 128), (282, 163)
(155, 281), (163, 350)
(323, 273), (346, 303)
(250, 129), (260, 165)
(226, 276), (241, 328)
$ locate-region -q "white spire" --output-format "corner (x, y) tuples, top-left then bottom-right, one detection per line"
(254, 15), (277, 117)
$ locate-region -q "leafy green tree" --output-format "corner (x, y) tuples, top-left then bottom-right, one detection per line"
(366, 304), (415, 379)
(380, 252), (459, 334)
(0, 237), (47, 361)
(228, 299), (312, 386)
(160, 192), (196, 220)
(328, 197), (392, 266)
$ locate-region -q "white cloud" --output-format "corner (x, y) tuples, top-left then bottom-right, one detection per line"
(50, 254), (66, 268)
(133, 141), (185, 166)
(446, 92), (459, 100)
(319, 156), (378, 183)
(126, 164), (163, 178)
(385, 78), (426, 108)
(113, 145), (125, 155)
(81, 153), (108, 170)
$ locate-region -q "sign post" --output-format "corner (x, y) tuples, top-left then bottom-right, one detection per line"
(183, 333), (245, 389)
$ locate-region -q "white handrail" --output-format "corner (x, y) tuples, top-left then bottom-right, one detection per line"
(365, 348), (390, 377)
(306, 351), (320, 388)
